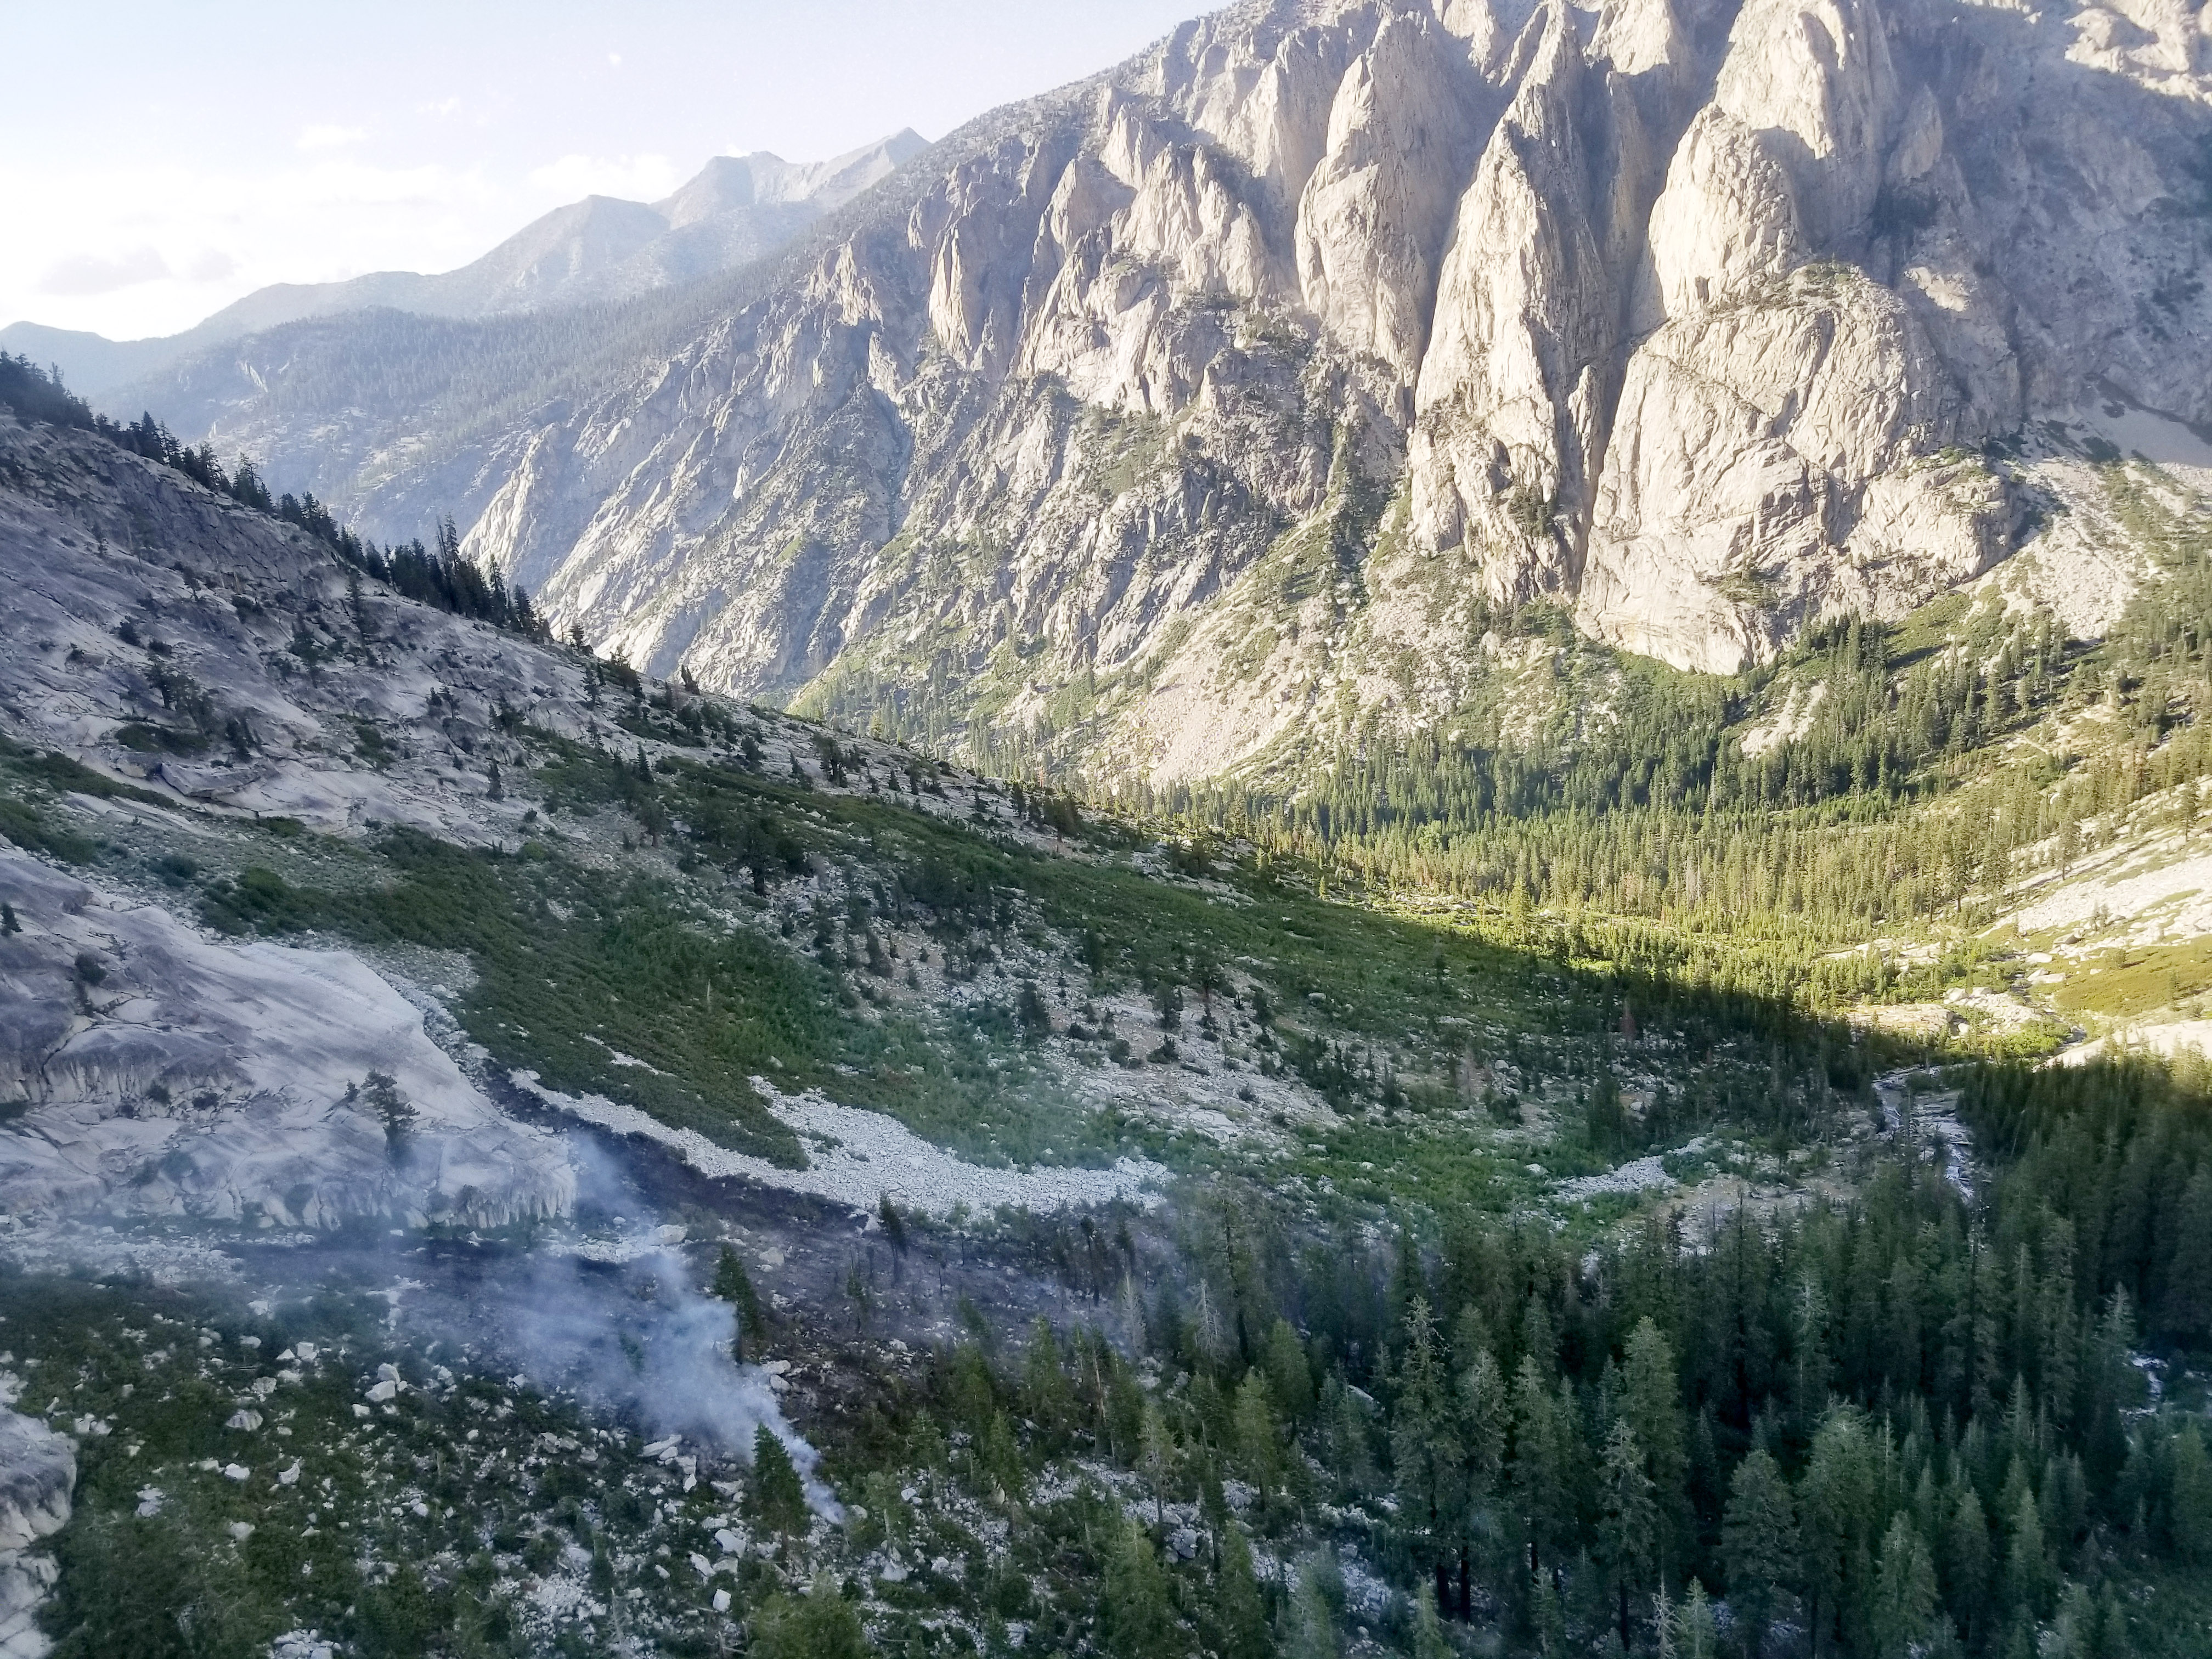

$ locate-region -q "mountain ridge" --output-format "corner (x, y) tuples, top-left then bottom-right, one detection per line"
(4, 235), (2212, 1659)
(0, 129), (928, 397)
(42, 0), (2212, 795)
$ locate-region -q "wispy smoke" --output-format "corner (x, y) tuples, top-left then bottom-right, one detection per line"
(499, 1242), (841, 1519)
(249, 1133), (842, 1518)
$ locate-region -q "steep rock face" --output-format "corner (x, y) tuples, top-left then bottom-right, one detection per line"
(1579, 265), (2003, 669)
(1406, 2), (1649, 595)
(0, 1410), (71, 1659)
(1571, 0), (1999, 664)
(1294, 8), (1488, 384)
(0, 1414), (71, 1559)
(0, 413), (674, 1227)
(142, 0), (2212, 777)
(0, 849), (574, 1229)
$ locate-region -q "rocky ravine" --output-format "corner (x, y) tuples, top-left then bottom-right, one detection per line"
(132, 0), (2212, 783)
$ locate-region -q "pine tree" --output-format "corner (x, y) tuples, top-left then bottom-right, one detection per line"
(2004, 1485), (2053, 1623)
(1147, 1396), (1183, 1522)
(1103, 1520), (1176, 1659)
(361, 1070), (415, 1165)
(1799, 1406), (1871, 1658)
(1674, 1579), (1718, 1659)
(1598, 1419), (1658, 1650)
(1409, 1589), (1452, 1659)
(1283, 1564), (1338, 1659)
(1022, 1318), (1071, 1441)
(1622, 1316), (1689, 1569)
(979, 1411), (1026, 1508)
(1527, 1561), (1567, 1657)
(877, 1190), (909, 1254)
(2173, 1424), (2212, 1567)
(1455, 1343), (1508, 1618)
(750, 1575), (871, 1659)
(1794, 1273), (1831, 1423)
(1392, 1297), (1461, 1610)
(2044, 1581), (2101, 1659)
(2162, 1167), (2212, 1341)
(1264, 1317), (1314, 1425)
(1722, 1448), (1798, 1656)
(713, 1246), (765, 1348)
(1944, 1482), (1991, 1646)
(1511, 1353), (1570, 1575)
(1870, 1515), (1937, 1659)
(1215, 1524), (1272, 1659)
(749, 1424), (808, 1542)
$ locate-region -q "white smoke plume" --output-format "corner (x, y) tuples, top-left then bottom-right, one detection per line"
(498, 1239), (842, 1519)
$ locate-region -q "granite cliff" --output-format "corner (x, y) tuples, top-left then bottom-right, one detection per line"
(114, 0), (2212, 779)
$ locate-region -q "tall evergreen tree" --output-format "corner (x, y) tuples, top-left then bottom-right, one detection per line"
(1214, 1524), (1272, 1659)
(1282, 1562), (1338, 1659)
(1722, 1448), (1798, 1657)
(751, 1575), (871, 1659)
(1408, 1592), (1452, 1659)
(1455, 1343), (1508, 1618)
(1265, 1317), (1315, 1425)
(1870, 1516), (1938, 1659)
(2174, 1424), (2212, 1568)
(1943, 1483), (1992, 1646)
(2004, 1486), (2053, 1624)
(1392, 1297), (1461, 1612)
(1597, 1419), (1658, 1650)
(750, 1425), (809, 1543)
(1674, 1580), (1718, 1659)
(1799, 1406), (1872, 1658)
(2162, 1167), (2212, 1341)
(1103, 1520), (1177, 1659)
(713, 1245), (765, 1348)
(1622, 1316), (1690, 1571)
(1511, 1353), (1571, 1575)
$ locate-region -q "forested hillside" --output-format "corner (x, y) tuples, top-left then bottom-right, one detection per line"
(0, 377), (2208, 1659)
(1028, 453), (2202, 1032)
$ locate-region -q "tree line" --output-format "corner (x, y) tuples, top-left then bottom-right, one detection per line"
(1, 354), (549, 644)
(872, 1052), (2210, 1657)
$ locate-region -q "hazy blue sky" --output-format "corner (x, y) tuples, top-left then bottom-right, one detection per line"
(3, 1), (1201, 343)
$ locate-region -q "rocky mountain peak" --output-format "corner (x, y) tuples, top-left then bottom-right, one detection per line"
(87, 0), (2212, 781)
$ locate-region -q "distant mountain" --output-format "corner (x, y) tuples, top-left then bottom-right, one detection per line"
(36, 0), (2212, 798)
(0, 130), (928, 397)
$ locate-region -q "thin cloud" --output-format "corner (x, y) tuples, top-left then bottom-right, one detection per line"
(37, 246), (171, 297)
(526, 153), (679, 201)
(183, 250), (237, 283)
(297, 123), (368, 151)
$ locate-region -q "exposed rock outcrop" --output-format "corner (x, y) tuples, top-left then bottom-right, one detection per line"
(0, 848), (573, 1228)
(120, 0), (2212, 776)
(0, 413), (626, 1228)
(0, 1412), (72, 1659)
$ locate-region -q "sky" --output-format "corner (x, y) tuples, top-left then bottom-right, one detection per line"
(2, 0), (1203, 344)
